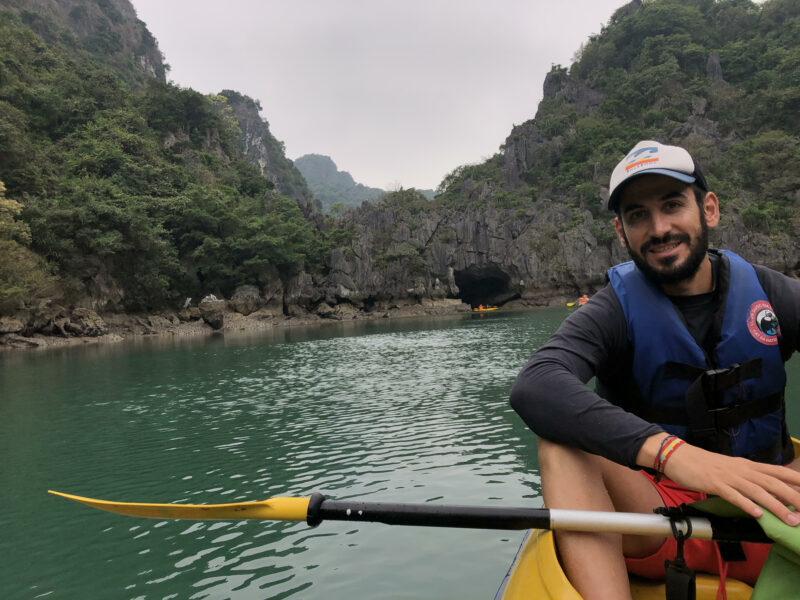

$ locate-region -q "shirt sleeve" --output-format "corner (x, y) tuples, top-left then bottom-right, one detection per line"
(509, 285), (664, 468)
(754, 264), (800, 360)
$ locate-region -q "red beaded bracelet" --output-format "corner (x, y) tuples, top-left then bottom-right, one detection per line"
(653, 435), (685, 480)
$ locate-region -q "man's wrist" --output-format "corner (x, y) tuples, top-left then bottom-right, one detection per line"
(635, 432), (671, 468)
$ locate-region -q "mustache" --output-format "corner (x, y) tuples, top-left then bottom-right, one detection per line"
(640, 232), (690, 254)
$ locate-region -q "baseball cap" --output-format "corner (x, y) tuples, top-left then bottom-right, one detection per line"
(606, 140), (708, 212)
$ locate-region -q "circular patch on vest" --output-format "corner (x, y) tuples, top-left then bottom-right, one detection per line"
(747, 300), (780, 345)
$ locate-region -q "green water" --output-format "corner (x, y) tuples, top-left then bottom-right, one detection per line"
(3, 309), (800, 599)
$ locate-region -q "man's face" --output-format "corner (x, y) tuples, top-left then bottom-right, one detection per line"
(614, 175), (717, 287)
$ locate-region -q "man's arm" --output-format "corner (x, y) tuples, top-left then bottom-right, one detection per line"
(509, 286), (663, 467)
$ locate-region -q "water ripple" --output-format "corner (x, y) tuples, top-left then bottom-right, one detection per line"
(0, 311), (584, 599)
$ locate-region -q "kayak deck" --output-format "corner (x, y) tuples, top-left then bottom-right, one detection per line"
(496, 529), (754, 599)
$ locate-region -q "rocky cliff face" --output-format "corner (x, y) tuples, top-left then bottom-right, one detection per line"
(5, 0), (799, 350)
(0, 0), (166, 82)
(305, 198), (624, 311)
(304, 193), (799, 314)
(288, 0), (800, 313)
(220, 90), (317, 217)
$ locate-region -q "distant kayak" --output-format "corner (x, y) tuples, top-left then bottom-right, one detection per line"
(567, 295), (590, 308)
(473, 306), (499, 312)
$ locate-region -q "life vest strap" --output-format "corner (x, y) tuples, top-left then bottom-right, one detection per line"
(640, 392), (783, 429)
(663, 358), (763, 392)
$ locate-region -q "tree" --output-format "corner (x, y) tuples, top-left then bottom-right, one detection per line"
(0, 181), (54, 313)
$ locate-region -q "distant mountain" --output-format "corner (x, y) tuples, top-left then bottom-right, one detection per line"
(293, 154), (385, 212)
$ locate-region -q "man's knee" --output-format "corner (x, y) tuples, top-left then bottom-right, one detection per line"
(537, 437), (596, 474)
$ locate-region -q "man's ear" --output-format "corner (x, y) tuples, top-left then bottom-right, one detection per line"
(702, 192), (720, 228)
(614, 217), (628, 248)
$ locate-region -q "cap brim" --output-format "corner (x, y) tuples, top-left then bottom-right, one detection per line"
(607, 169), (697, 211)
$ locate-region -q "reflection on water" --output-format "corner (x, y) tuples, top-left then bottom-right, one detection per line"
(4, 309), (800, 599)
(1, 310), (559, 600)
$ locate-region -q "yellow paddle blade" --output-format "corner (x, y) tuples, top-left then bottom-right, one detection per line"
(48, 490), (311, 521)
(566, 302), (575, 307)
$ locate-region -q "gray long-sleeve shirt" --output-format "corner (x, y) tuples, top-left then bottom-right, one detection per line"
(510, 254), (800, 468)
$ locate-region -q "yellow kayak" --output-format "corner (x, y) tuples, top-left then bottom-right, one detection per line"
(498, 436), (800, 599)
(473, 306), (499, 312)
(496, 528), (753, 599)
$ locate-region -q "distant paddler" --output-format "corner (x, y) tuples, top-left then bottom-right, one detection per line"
(473, 304), (498, 312)
(566, 294), (589, 307)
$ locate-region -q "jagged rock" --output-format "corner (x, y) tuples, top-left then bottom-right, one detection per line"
(65, 308), (107, 337)
(230, 285), (263, 316)
(248, 307), (278, 320)
(221, 92), (318, 220)
(285, 273), (322, 309)
(315, 302), (336, 318)
(178, 307), (202, 321)
(332, 303), (360, 320)
(0, 316), (25, 334)
(262, 272), (284, 310)
(542, 69), (606, 110)
(286, 304), (318, 319)
(199, 295), (227, 330)
(146, 315), (174, 330)
(0, 333), (48, 348)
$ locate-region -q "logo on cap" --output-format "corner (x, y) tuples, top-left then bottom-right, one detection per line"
(625, 146), (660, 172)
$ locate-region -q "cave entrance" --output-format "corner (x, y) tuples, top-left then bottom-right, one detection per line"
(453, 266), (514, 308)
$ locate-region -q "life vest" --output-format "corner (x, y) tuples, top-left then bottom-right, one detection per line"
(607, 250), (792, 464)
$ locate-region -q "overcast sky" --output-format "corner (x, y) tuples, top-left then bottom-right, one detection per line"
(131, 1), (630, 190)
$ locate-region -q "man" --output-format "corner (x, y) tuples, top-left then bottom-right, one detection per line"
(509, 140), (800, 599)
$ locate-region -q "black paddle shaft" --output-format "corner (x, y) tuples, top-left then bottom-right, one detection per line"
(304, 493), (772, 543)
(306, 493), (551, 530)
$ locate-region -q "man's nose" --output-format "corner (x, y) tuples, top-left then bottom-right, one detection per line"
(648, 212), (672, 238)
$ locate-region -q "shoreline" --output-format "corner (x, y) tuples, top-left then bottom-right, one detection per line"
(0, 295), (577, 353)
(0, 298), (477, 352)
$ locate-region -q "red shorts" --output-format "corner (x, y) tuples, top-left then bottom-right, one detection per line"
(624, 472), (772, 585)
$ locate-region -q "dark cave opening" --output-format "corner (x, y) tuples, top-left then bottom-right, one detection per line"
(453, 266), (515, 308)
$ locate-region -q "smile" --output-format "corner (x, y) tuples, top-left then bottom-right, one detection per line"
(648, 242), (681, 254)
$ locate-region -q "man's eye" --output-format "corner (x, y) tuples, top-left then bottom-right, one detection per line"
(627, 211), (645, 222)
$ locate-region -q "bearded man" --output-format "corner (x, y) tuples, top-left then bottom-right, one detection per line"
(510, 140), (800, 599)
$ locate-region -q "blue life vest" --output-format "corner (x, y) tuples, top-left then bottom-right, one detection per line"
(607, 250), (790, 464)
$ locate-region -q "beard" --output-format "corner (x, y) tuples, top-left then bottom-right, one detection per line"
(623, 217), (709, 286)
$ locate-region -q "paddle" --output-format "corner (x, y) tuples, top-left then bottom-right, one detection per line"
(48, 490), (770, 543)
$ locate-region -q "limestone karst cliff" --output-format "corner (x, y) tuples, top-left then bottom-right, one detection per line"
(1, 0), (799, 346)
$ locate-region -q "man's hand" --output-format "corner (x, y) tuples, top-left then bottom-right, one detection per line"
(637, 433), (800, 526)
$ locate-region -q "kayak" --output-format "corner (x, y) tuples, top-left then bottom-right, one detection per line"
(497, 436), (800, 599)
(473, 306), (499, 312)
(495, 528), (753, 599)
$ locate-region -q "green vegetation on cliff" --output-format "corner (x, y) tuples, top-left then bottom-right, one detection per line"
(438, 0), (800, 237)
(2, 0), (799, 319)
(0, 8), (328, 312)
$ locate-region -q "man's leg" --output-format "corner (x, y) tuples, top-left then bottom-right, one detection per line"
(537, 438), (666, 600)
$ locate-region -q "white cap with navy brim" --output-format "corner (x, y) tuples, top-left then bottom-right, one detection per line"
(607, 140), (704, 212)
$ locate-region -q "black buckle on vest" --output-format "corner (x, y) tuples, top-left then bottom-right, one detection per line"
(663, 359), (763, 392)
(701, 359), (762, 394)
